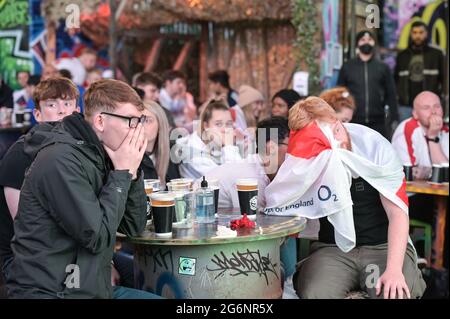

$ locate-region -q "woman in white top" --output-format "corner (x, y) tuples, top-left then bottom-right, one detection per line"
(176, 99), (242, 179)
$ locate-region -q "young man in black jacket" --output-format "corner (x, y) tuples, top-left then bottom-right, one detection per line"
(395, 21), (444, 122)
(338, 30), (399, 138)
(0, 78), (80, 278)
(6, 79), (156, 299)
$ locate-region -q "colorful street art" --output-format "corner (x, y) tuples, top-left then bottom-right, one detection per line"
(30, 0), (110, 77)
(0, 0), (32, 90)
(397, 0), (447, 50)
(30, 0), (46, 75)
(384, 0), (447, 51)
(320, 0), (342, 89)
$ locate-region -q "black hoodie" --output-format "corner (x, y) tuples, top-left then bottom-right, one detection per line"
(337, 56), (399, 125)
(6, 113), (147, 299)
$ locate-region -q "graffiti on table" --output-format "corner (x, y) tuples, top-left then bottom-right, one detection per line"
(206, 249), (278, 285)
(145, 247), (174, 274)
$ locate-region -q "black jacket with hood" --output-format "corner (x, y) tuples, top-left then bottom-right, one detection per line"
(394, 44), (444, 106)
(6, 113), (147, 299)
(337, 56), (399, 125)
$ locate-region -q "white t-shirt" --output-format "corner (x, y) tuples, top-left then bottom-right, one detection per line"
(391, 117), (449, 166)
(176, 131), (243, 179)
(202, 154), (270, 210)
(55, 58), (86, 86)
(202, 154), (320, 238)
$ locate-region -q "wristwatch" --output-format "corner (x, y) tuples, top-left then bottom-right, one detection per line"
(425, 136), (440, 143)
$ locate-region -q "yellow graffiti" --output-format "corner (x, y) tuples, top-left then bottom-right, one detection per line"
(397, 0), (447, 51)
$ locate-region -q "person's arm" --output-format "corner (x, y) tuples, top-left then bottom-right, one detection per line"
(182, 150), (221, 178)
(221, 145), (242, 163)
(39, 151), (133, 254)
(4, 187), (20, 219)
(391, 128), (411, 164)
(377, 194), (411, 299)
(426, 115), (448, 164)
(117, 170), (147, 236)
(384, 65), (399, 123)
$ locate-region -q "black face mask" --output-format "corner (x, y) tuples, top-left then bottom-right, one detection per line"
(359, 43), (374, 55)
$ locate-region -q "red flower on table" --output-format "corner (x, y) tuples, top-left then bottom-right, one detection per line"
(230, 214), (256, 230)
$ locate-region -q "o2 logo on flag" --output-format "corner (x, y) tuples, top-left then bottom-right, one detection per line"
(317, 185), (338, 202)
(250, 196), (258, 211)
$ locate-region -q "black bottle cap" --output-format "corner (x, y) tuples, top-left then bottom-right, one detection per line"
(201, 176), (208, 188)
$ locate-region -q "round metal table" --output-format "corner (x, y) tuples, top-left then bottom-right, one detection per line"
(128, 210), (306, 299)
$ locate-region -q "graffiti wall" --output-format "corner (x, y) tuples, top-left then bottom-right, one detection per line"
(0, 0), (32, 90)
(29, 0), (46, 75)
(320, 0), (342, 89)
(383, 0), (447, 51)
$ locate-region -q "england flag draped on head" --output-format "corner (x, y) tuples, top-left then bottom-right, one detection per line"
(264, 97), (408, 252)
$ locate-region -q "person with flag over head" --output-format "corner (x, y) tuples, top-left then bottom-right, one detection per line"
(264, 97), (426, 299)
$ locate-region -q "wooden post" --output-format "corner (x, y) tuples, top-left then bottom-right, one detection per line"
(144, 39), (163, 72)
(225, 28), (238, 70)
(199, 23), (209, 102)
(173, 41), (194, 71)
(109, 0), (117, 79)
(262, 25), (271, 102)
(240, 29), (256, 88)
(45, 22), (56, 65)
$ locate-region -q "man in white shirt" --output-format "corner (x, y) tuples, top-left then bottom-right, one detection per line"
(55, 48), (97, 86)
(391, 91), (448, 180)
(203, 116), (303, 294)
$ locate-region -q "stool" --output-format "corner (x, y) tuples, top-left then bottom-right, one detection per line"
(297, 238), (312, 262)
(409, 219), (432, 265)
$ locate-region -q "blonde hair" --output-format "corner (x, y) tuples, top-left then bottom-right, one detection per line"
(288, 96), (337, 131)
(241, 103), (258, 128)
(144, 101), (170, 186)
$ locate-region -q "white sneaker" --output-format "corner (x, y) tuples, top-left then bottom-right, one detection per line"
(282, 275), (299, 299)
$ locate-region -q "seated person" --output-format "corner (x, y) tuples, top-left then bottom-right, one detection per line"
(134, 72), (175, 130)
(271, 89), (303, 118)
(319, 86), (356, 123)
(203, 117), (299, 284)
(208, 69), (238, 107)
(264, 97), (426, 299)
(391, 91), (448, 179)
(6, 79), (159, 299)
(141, 100), (180, 187)
(159, 70), (195, 129)
(391, 91), (449, 228)
(176, 99), (242, 179)
(0, 77), (80, 279)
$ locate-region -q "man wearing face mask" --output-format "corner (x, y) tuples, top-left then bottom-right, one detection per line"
(395, 21), (444, 122)
(338, 30), (399, 139)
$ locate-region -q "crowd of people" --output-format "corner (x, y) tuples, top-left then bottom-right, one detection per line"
(0, 23), (448, 299)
